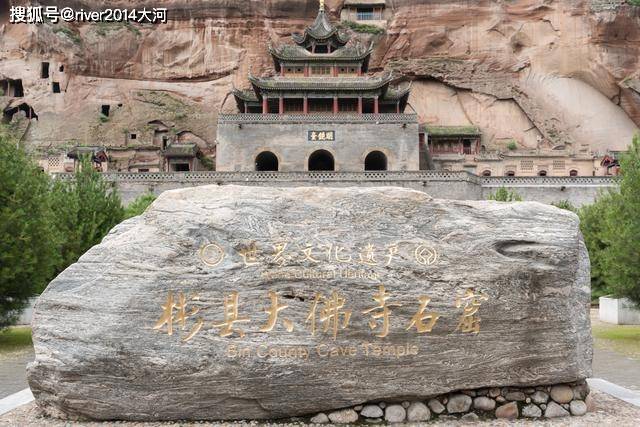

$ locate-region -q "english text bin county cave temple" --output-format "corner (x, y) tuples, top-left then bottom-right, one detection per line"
(217, 1), (418, 172)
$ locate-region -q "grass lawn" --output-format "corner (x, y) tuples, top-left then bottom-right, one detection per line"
(0, 327), (32, 353)
(592, 321), (640, 360)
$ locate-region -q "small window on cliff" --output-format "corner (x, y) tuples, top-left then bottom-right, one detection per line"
(41, 62), (50, 79)
(14, 80), (23, 97)
(101, 105), (110, 117)
(59, 65), (65, 72)
(130, 133), (137, 140)
(52, 82), (61, 93)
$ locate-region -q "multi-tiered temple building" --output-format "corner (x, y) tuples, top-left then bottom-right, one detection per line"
(216, 1), (418, 172)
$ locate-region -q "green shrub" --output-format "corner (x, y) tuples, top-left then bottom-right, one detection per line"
(0, 128), (60, 329)
(124, 193), (157, 219)
(99, 113), (109, 123)
(506, 141), (518, 151)
(551, 200), (576, 212)
(578, 193), (614, 301)
(199, 155), (215, 171)
(487, 187), (523, 202)
(340, 20), (385, 35)
(52, 27), (82, 45)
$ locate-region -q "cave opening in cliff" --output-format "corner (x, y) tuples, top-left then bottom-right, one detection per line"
(0, 79), (24, 97)
(59, 65), (64, 72)
(2, 103), (38, 123)
(172, 163), (190, 172)
(53, 82), (61, 93)
(13, 79), (23, 97)
(41, 62), (50, 79)
(101, 105), (110, 117)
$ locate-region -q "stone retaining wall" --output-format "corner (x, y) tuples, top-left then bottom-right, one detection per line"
(308, 381), (592, 423)
(53, 171), (617, 206)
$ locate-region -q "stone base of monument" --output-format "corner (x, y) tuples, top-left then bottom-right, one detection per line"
(306, 380), (592, 423)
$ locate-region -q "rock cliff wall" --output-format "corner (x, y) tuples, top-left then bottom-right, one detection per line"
(1, 0), (639, 162)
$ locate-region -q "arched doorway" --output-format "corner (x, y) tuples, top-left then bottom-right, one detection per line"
(308, 149), (335, 171)
(364, 151), (387, 171)
(569, 170), (578, 177)
(255, 151), (279, 171)
(538, 170), (547, 177)
(482, 170), (492, 177)
(505, 171), (516, 177)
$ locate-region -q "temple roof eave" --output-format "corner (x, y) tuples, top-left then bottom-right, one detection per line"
(291, 30), (350, 47)
(248, 73), (394, 92)
(291, 9), (349, 47)
(268, 44), (373, 64)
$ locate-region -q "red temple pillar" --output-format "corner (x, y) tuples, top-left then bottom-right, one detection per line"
(280, 67), (285, 77)
(279, 97), (284, 114)
(304, 66), (309, 77)
(244, 102), (248, 114)
(333, 66), (338, 77)
(303, 96), (308, 114)
(358, 97), (363, 114)
(262, 97), (268, 114)
(374, 96), (379, 114)
(396, 102), (400, 114)
(358, 65), (362, 76)
(333, 96), (338, 114)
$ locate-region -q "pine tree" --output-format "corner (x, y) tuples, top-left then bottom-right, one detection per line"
(50, 156), (124, 275)
(0, 129), (59, 329)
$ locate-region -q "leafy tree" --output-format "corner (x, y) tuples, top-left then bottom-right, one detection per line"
(487, 187), (523, 202)
(0, 129), (59, 329)
(124, 192), (157, 219)
(49, 157), (124, 274)
(578, 193), (614, 300)
(599, 136), (640, 305)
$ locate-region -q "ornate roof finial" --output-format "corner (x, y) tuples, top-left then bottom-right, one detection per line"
(319, 0), (325, 12)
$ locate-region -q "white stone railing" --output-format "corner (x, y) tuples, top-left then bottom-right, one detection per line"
(52, 171), (618, 187)
(53, 170), (477, 183)
(480, 176), (618, 187)
(217, 113), (418, 124)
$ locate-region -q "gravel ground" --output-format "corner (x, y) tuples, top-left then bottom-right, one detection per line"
(1, 389), (639, 426)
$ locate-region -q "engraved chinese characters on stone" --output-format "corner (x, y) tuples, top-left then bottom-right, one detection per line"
(198, 239), (439, 270)
(152, 286), (485, 341)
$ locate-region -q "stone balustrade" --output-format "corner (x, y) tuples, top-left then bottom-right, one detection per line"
(217, 113), (418, 124)
(52, 171), (618, 207)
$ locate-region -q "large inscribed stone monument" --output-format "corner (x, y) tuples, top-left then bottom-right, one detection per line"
(28, 185), (592, 421)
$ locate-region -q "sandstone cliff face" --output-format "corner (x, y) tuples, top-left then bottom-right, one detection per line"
(0, 0), (639, 163)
